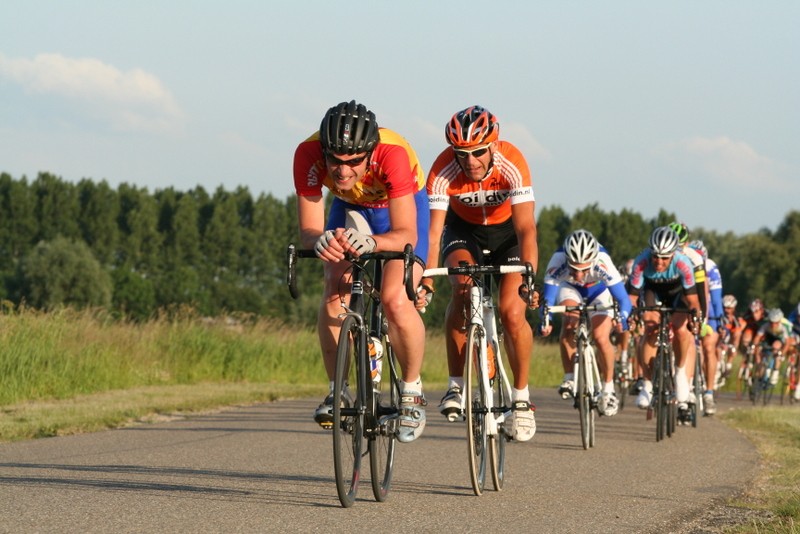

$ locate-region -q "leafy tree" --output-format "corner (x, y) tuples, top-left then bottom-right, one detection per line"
(33, 173), (80, 242)
(19, 236), (112, 309)
(77, 179), (119, 265)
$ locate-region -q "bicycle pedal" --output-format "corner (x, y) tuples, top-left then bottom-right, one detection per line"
(646, 407), (653, 421)
(318, 421), (333, 430)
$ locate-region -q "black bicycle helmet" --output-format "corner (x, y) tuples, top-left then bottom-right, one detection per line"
(319, 100), (379, 155)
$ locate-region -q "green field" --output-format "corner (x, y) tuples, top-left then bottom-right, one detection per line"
(0, 309), (797, 531)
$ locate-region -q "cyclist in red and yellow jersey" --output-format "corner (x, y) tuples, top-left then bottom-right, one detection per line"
(418, 105), (539, 442)
(294, 100), (430, 443)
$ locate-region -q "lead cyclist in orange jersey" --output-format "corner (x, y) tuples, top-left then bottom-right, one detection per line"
(418, 105), (539, 442)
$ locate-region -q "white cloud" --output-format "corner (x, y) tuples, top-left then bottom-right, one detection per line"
(502, 121), (552, 162)
(657, 136), (791, 190)
(0, 52), (183, 133)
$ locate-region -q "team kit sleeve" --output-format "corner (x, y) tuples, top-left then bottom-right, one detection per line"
(293, 134), (326, 197)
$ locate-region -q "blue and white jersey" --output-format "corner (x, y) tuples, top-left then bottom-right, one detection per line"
(543, 247), (623, 306)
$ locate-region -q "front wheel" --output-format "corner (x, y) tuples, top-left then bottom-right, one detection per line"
(369, 335), (398, 502)
(333, 315), (366, 508)
(489, 346), (507, 491)
(576, 337), (594, 450)
(465, 323), (489, 496)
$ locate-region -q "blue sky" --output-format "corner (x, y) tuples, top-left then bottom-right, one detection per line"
(1, 1), (798, 236)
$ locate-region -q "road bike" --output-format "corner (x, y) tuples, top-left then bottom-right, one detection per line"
(633, 305), (696, 442)
(737, 343), (757, 401)
(287, 244), (417, 508)
(780, 351), (798, 405)
(422, 258), (535, 496)
(751, 347), (781, 406)
(542, 302), (618, 450)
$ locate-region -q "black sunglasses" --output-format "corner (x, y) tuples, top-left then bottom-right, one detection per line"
(324, 152), (371, 167)
(453, 145), (490, 159)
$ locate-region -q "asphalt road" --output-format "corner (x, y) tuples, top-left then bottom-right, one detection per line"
(0, 389), (759, 533)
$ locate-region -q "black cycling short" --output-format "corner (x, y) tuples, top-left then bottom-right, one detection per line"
(440, 212), (521, 266)
(641, 288), (690, 311)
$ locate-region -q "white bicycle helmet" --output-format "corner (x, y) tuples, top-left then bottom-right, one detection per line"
(722, 294), (738, 309)
(649, 226), (680, 256)
(564, 229), (599, 266)
(768, 308), (784, 322)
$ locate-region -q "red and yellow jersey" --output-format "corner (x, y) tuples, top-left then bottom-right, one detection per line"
(426, 141), (534, 225)
(293, 128), (425, 208)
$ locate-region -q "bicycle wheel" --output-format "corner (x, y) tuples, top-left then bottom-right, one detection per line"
(691, 351), (703, 428)
(333, 315), (366, 508)
(465, 323), (489, 496)
(665, 346), (676, 438)
(576, 336), (593, 450)
(617, 360), (628, 411)
(654, 345), (667, 442)
(489, 344), (506, 491)
(369, 334), (398, 502)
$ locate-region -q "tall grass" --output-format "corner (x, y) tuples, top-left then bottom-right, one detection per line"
(0, 308), (329, 405)
(0, 308), (564, 406)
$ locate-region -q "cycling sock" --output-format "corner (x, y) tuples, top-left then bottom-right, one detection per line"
(401, 377), (422, 394)
(512, 386), (530, 402)
(448, 376), (464, 390)
(603, 381), (615, 394)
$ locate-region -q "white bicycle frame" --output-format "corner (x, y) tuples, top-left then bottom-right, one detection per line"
(422, 264), (526, 436)
(546, 304), (607, 402)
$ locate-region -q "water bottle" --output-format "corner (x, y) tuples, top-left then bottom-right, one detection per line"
(368, 336), (383, 384)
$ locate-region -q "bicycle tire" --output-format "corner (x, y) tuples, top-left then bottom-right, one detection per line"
(369, 334), (398, 502)
(489, 342), (506, 491)
(666, 346), (676, 438)
(654, 344), (667, 442)
(576, 333), (593, 450)
(333, 315), (366, 508)
(691, 349), (703, 428)
(465, 323), (489, 496)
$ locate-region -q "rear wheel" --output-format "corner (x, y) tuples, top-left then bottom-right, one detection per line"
(369, 335), (398, 502)
(465, 323), (488, 496)
(333, 315), (365, 508)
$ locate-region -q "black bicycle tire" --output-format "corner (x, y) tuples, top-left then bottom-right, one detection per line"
(465, 323), (488, 496)
(369, 334), (398, 502)
(655, 344), (666, 442)
(489, 340), (506, 491)
(577, 334), (592, 450)
(691, 348), (703, 427)
(666, 345), (676, 438)
(333, 315), (365, 508)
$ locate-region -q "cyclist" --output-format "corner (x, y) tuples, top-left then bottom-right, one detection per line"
(688, 239), (724, 415)
(736, 298), (765, 399)
(740, 298), (766, 353)
(787, 302), (800, 401)
(294, 100), (430, 443)
(718, 294), (744, 386)
(752, 308), (795, 385)
(539, 229), (632, 416)
(627, 227), (701, 419)
(419, 105), (539, 442)
(615, 258), (640, 389)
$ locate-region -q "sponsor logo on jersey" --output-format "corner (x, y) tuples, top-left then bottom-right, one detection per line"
(455, 189), (510, 207)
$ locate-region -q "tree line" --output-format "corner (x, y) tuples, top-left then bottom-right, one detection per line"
(1, 172), (798, 327)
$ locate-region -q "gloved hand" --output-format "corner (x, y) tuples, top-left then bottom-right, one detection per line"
(314, 230), (336, 258)
(344, 228), (377, 255)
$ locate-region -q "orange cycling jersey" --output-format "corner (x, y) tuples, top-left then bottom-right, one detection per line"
(427, 140), (534, 225)
(293, 128), (425, 208)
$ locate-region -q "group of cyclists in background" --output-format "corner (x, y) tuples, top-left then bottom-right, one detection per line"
(294, 99), (800, 447)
